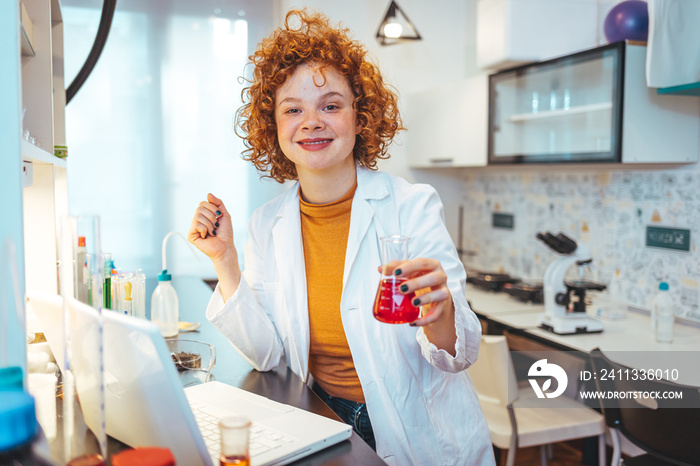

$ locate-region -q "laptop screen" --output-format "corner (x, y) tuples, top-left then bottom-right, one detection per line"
(29, 292), (211, 465)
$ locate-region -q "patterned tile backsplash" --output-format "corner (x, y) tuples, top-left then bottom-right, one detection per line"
(461, 168), (700, 323)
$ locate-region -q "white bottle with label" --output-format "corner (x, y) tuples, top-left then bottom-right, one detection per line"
(652, 282), (674, 343)
(151, 269), (179, 337)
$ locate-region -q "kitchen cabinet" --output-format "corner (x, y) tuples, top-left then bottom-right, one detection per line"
(488, 42), (700, 164)
(0, 0), (67, 375)
(407, 75), (488, 168)
(476, 0), (598, 71)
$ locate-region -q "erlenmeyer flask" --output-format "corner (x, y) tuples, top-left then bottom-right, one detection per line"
(372, 236), (419, 324)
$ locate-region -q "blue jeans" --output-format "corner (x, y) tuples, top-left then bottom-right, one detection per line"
(312, 381), (376, 451)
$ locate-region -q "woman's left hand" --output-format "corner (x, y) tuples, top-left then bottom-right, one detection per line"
(382, 258), (454, 327)
(379, 258), (458, 355)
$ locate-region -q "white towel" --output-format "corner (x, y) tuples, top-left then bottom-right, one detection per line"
(646, 0), (700, 88)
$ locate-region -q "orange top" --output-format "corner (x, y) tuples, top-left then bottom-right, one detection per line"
(299, 180), (364, 403)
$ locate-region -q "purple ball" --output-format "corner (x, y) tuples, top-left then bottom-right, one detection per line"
(604, 0), (649, 43)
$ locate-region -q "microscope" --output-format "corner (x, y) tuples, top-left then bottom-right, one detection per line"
(536, 232), (605, 334)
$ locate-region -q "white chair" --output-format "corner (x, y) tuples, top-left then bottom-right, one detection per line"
(467, 335), (606, 466)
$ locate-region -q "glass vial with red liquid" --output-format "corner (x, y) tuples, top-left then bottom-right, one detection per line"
(373, 235), (419, 324)
(219, 416), (251, 466)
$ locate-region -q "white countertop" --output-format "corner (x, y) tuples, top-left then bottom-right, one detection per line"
(466, 284), (700, 386)
(465, 284), (545, 316)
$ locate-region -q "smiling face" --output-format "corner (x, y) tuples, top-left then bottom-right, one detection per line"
(274, 63), (360, 183)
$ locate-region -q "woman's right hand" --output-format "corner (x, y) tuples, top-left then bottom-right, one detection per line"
(188, 194), (242, 301)
(188, 193), (236, 264)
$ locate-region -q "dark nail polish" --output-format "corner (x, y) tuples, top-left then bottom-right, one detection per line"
(409, 322), (416, 327)
(216, 210), (221, 216)
(400, 284), (408, 292)
(394, 268), (402, 276)
(215, 222), (219, 228)
(412, 298), (421, 306)
(212, 230), (217, 236)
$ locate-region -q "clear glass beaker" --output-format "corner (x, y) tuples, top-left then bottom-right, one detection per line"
(372, 236), (419, 324)
(166, 339), (216, 387)
(219, 416), (251, 466)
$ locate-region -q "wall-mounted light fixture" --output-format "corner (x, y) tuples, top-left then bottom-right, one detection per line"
(376, 1), (422, 46)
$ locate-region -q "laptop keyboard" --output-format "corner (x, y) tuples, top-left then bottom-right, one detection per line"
(190, 400), (299, 463)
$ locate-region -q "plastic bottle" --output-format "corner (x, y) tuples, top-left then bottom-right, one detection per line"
(151, 231), (199, 337)
(0, 388), (53, 465)
(651, 286), (659, 332)
(653, 282), (675, 343)
(151, 269), (179, 337)
(609, 272), (627, 317)
(596, 272), (627, 319)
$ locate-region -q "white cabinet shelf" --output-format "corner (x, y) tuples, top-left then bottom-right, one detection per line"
(22, 139), (67, 168)
(508, 102), (612, 123)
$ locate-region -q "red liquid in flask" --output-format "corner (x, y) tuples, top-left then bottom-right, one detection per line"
(373, 277), (419, 324)
(220, 455), (249, 466)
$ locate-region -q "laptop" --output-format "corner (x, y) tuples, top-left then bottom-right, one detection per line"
(27, 291), (352, 466)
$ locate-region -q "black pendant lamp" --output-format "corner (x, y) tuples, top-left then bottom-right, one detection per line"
(376, 1), (422, 46)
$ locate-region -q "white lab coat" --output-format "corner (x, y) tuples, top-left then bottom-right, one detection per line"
(206, 166), (495, 465)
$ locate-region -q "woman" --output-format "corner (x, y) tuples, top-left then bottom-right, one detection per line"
(188, 9), (494, 465)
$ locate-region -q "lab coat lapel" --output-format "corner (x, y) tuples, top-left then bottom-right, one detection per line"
(272, 185), (310, 379)
(343, 168), (389, 288)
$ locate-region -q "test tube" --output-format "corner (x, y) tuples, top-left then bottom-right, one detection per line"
(103, 253), (112, 309)
(112, 274), (124, 314)
(110, 271), (146, 318)
(132, 271), (146, 319)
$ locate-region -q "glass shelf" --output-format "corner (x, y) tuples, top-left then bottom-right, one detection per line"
(508, 102), (613, 123)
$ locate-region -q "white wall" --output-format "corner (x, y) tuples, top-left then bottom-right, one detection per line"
(276, 0), (476, 237)
(277, 0), (477, 166)
(274, 0), (699, 249)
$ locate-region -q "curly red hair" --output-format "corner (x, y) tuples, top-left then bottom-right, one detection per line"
(235, 9), (404, 183)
